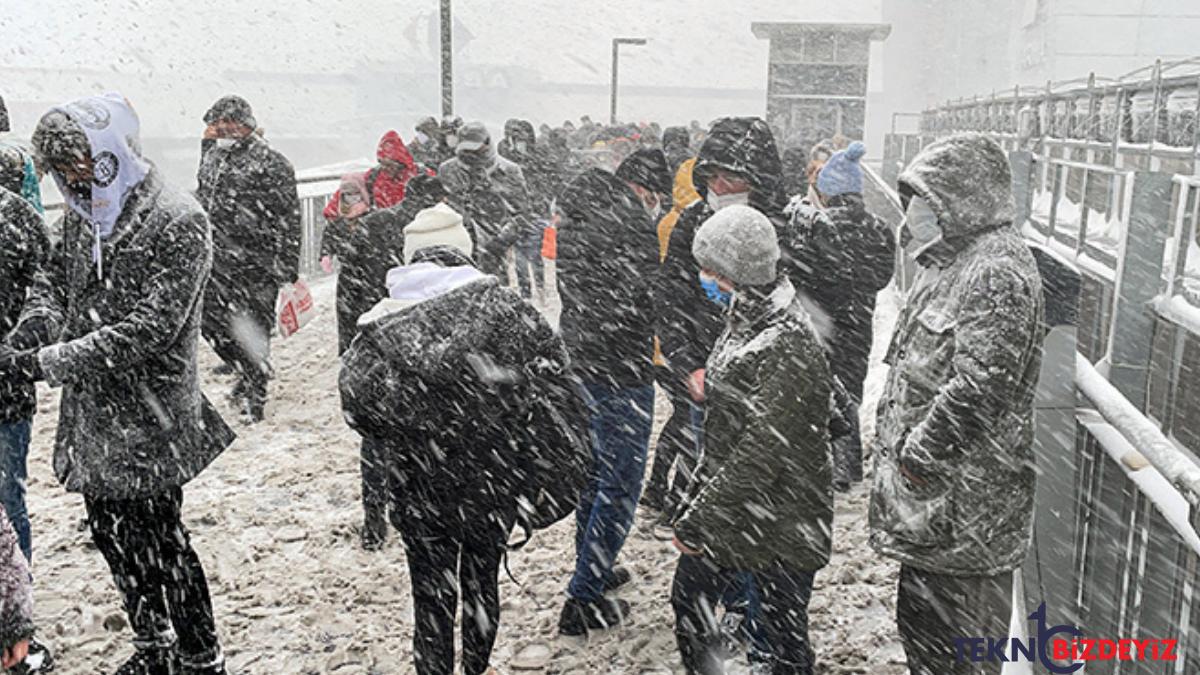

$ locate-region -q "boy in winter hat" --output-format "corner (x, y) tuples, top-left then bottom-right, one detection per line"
(672, 204), (833, 674)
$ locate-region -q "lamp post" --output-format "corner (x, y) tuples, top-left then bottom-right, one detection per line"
(440, 0), (453, 117)
(610, 37), (648, 125)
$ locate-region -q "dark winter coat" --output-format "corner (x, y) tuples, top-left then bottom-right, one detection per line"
(555, 168), (658, 386)
(869, 133), (1045, 577)
(195, 133), (301, 290)
(674, 278), (834, 573)
(437, 153), (533, 275)
(14, 169), (236, 498)
(0, 504), (33, 654)
(339, 275), (590, 531)
(786, 193), (895, 396)
(0, 191), (49, 423)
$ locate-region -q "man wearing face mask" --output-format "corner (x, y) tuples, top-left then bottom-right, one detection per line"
(869, 134), (1044, 675)
(498, 119), (552, 301)
(11, 93), (235, 675)
(195, 94), (301, 422)
(437, 122), (533, 279)
(410, 116), (450, 171)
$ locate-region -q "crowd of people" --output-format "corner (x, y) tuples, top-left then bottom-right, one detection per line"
(0, 88), (1046, 675)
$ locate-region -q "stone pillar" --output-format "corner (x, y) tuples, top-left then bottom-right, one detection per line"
(751, 22), (891, 153)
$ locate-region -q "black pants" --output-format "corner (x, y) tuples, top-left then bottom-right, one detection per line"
(84, 487), (221, 664)
(203, 280), (275, 407)
(832, 396), (863, 486)
(644, 369), (700, 511)
(360, 437), (388, 538)
(896, 565), (1013, 675)
(671, 554), (816, 674)
(398, 503), (516, 675)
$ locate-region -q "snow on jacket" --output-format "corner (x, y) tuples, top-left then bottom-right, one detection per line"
(14, 168), (236, 498)
(195, 132), (301, 287)
(674, 277), (834, 572)
(437, 151), (532, 275)
(869, 133), (1045, 576)
(322, 130), (424, 219)
(0, 190), (49, 423)
(555, 168), (658, 386)
(785, 192), (895, 396)
(0, 504), (33, 655)
(499, 119), (559, 217)
(339, 272), (589, 530)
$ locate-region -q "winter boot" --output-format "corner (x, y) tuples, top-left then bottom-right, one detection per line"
(602, 565), (631, 592)
(8, 637), (56, 673)
(112, 646), (174, 675)
(557, 596), (630, 636)
(177, 649), (225, 675)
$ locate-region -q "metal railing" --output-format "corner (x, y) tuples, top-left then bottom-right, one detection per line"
(1028, 157), (1134, 274)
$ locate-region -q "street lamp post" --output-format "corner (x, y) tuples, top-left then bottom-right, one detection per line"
(610, 37), (648, 125)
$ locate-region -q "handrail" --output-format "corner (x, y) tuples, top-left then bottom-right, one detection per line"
(1076, 352), (1200, 508)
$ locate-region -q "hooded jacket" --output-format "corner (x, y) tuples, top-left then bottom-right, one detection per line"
(437, 148), (533, 276)
(869, 133), (1045, 576)
(339, 270), (590, 531)
(322, 131), (422, 220)
(14, 167), (236, 498)
(0, 190), (49, 422)
(196, 129), (301, 287)
(674, 277), (834, 572)
(555, 168), (658, 386)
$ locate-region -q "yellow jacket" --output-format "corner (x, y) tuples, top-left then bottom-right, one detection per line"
(653, 158), (703, 365)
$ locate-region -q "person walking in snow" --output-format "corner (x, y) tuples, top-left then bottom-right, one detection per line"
(438, 122), (535, 279)
(323, 173), (452, 550)
(498, 118), (551, 301)
(869, 133), (1044, 675)
(785, 141), (895, 490)
(553, 166), (658, 635)
(339, 235), (588, 675)
(322, 129), (426, 218)
(671, 205), (834, 675)
(9, 93), (235, 675)
(196, 94), (301, 422)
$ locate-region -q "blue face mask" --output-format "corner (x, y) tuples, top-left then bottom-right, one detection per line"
(700, 275), (732, 307)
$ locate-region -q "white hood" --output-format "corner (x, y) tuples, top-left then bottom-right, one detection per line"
(357, 262), (488, 326)
(402, 203), (473, 264)
(52, 92), (150, 278)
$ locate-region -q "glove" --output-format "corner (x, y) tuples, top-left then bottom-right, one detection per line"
(0, 349), (43, 384)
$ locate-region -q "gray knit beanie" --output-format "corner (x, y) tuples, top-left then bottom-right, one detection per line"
(692, 204), (780, 287)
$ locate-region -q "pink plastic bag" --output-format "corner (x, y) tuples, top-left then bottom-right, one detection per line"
(276, 280), (315, 339)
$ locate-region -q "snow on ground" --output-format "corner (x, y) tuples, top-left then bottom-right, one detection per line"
(23, 273), (905, 674)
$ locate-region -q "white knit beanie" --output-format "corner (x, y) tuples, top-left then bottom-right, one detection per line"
(402, 203), (474, 264)
(692, 205), (780, 286)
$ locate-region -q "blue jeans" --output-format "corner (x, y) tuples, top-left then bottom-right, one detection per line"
(723, 572), (771, 662)
(567, 381), (654, 603)
(0, 421), (31, 561)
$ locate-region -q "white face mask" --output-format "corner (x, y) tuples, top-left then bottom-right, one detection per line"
(903, 196), (943, 259)
(707, 190), (749, 213)
(414, 131), (429, 144)
(215, 137), (237, 150)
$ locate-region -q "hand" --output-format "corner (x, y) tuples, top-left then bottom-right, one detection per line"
(2, 639), (29, 668)
(673, 536), (702, 556)
(686, 369), (706, 403)
(320, 255), (334, 274)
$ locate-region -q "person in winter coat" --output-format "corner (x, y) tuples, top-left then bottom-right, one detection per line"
(438, 122), (534, 278)
(0, 150), (49, 565)
(672, 205), (833, 675)
(662, 126), (692, 175)
(9, 94), (235, 675)
(410, 116), (451, 171)
(339, 237), (585, 675)
(0, 503), (35, 671)
(322, 130), (424, 219)
(869, 133), (1044, 675)
(196, 94), (301, 422)
(0, 141), (44, 216)
(323, 173), (451, 550)
(553, 167), (659, 635)
(786, 141), (895, 489)
(498, 119), (551, 300)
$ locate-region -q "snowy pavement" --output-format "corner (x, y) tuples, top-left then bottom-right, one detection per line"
(23, 274), (907, 674)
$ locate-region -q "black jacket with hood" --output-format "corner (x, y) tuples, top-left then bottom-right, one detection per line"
(555, 168), (658, 386)
(0, 190), (49, 422)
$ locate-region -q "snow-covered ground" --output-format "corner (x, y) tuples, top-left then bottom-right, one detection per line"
(23, 273), (906, 674)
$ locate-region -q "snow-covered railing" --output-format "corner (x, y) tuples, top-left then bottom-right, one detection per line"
(1027, 156), (1133, 271)
(1161, 175), (1200, 311)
